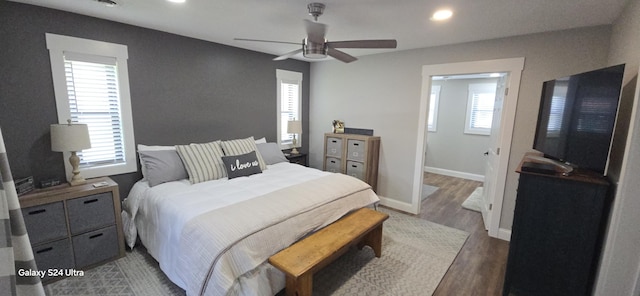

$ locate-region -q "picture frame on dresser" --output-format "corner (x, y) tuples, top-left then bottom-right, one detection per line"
(18, 177), (125, 283)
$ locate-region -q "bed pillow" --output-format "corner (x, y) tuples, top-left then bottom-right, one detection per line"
(138, 150), (188, 187)
(220, 137), (267, 170)
(176, 141), (227, 184)
(221, 151), (263, 179)
(256, 143), (288, 165)
(254, 137), (267, 144)
(137, 144), (175, 178)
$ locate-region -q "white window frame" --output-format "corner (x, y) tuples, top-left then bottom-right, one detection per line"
(428, 85), (441, 132)
(464, 82), (497, 135)
(46, 33), (136, 179)
(276, 69), (303, 150)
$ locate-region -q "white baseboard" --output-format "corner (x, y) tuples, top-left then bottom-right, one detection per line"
(377, 195), (417, 215)
(497, 228), (511, 241)
(424, 166), (485, 182)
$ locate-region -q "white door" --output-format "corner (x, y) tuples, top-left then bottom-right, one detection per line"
(482, 74), (508, 229)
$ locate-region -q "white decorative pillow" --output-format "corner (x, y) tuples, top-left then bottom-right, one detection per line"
(176, 141), (227, 184)
(220, 137), (267, 170)
(254, 137), (267, 144)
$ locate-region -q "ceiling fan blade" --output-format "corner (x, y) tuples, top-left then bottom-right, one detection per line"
(234, 38), (300, 45)
(304, 19), (327, 43)
(327, 39), (397, 49)
(327, 48), (357, 63)
(273, 48), (303, 61)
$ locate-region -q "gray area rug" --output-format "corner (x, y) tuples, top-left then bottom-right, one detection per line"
(422, 184), (440, 200)
(461, 187), (483, 212)
(45, 207), (468, 296)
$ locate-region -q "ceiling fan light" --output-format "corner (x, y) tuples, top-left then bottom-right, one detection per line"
(303, 39), (328, 59)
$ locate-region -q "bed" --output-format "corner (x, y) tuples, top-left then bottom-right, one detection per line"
(121, 138), (379, 296)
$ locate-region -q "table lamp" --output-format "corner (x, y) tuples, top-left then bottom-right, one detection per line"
(51, 120), (92, 186)
(287, 120), (302, 154)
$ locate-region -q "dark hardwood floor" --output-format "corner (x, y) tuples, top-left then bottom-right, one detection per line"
(415, 173), (509, 295)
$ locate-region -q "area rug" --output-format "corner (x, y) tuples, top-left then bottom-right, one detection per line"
(462, 187), (483, 212)
(421, 184), (440, 200)
(45, 207), (468, 296)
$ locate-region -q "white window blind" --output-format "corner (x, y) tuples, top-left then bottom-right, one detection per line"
(280, 81), (300, 145)
(465, 83), (497, 135)
(276, 69), (302, 149)
(428, 85), (441, 132)
(64, 58), (125, 167)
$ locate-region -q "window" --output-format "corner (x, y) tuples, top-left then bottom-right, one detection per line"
(276, 69), (303, 149)
(46, 33), (136, 179)
(465, 82), (497, 135)
(428, 85), (441, 132)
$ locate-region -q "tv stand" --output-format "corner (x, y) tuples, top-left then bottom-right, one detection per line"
(523, 155), (574, 176)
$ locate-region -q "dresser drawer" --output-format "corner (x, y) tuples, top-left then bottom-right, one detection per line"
(346, 161), (365, 180)
(33, 238), (74, 280)
(72, 225), (119, 268)
(67, 192), (115, 235)
(326, 137), (343, 157)
(22, 202), (68, 245)
(347, 139), (366, 162)
(325, 157), (342, 173)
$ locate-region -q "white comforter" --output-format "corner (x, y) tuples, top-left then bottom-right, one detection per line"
(121, 162), (379, 296)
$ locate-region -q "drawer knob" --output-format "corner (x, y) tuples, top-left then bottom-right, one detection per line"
(36, 247), (53, 254)
(83, 199), (99, 204)
(89, 233), (104, 239)
(28, 209), (46, 215)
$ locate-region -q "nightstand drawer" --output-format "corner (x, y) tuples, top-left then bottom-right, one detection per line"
(33, 238), (74, 280)
(346, 161), (365, 180)
(22, 202), (67, 245)
(72, 225), (119, 268)
(67, 192), (115, 235)
(325, 157), (342, 173)
(326, 137), (343, 157)
(347, 140), (366, 162)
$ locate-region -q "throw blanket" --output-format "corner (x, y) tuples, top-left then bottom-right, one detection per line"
(177, 174), (378, 296)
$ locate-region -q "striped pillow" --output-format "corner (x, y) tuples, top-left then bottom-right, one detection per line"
(176, 141), (227, 184)
(220, 137), (267, 171)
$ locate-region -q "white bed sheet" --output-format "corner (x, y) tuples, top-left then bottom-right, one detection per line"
(122, 162), (378, 294)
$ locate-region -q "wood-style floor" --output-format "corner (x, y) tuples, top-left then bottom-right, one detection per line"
(418, 173), (509, 295)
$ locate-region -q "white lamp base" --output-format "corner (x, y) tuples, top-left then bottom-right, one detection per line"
(69, 151), (87, 186)
(291, 136), (300, 154)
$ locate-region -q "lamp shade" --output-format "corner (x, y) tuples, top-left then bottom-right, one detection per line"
(287, 120), (302, 134)
(50, 123), (91, 152)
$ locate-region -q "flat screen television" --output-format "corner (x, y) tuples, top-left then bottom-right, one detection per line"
(533, 64), (625, 175)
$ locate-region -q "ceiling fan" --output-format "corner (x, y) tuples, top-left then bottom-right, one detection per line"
(234, 3), (397, 63)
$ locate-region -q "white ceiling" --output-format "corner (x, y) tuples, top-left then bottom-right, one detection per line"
(10, 0), (629, 62)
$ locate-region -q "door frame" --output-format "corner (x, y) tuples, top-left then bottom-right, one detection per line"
(412, 57), (525, 238)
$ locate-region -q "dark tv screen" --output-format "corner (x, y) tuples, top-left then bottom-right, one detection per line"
(533, 64), (625, 174)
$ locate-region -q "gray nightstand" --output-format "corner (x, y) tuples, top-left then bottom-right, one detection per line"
(19, 177), (125, 283)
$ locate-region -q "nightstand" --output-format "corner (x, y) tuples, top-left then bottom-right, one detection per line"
(286, 153), (308, 166)
(18, 177), (125, 283)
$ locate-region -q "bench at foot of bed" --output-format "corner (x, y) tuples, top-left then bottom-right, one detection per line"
(269, 207), (389, 296)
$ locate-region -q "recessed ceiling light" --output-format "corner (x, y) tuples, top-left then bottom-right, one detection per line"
(167, 0), (186, 3)
(95, 0), (117, 7)
(431, 9), (453, 21)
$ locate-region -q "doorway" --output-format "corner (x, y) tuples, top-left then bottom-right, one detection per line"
(412, 58), (525, 239)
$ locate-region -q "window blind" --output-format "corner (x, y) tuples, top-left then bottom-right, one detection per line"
(280, 81), (300, 144)
(64, 58), (125, 167)
(469, 91), (495, 129)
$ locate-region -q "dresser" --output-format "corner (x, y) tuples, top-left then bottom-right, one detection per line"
(502, 158), (611, 295)
(19, 177), (125, 282)
(323, 133), (380, 192)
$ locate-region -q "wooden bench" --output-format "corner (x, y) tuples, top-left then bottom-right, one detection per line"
(269, 207), (389, 296)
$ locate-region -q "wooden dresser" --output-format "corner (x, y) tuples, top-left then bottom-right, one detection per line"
(19, 177), (125, 282)
(323, 133), (380, 192)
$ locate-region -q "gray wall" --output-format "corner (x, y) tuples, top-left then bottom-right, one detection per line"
(309, 25), (611, 229)
(0, 2), (310, 198)
(425, 78), (495, 176)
